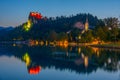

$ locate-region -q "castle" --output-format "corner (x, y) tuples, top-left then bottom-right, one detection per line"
(29, 12), (42, 24)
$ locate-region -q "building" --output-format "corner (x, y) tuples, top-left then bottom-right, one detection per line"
(84, 17), (89, 31)
(73, 17), (89, 32)
(29, 12), (42, 24)
(74, 22), (84, 29)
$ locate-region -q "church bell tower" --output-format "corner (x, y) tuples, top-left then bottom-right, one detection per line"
(85, 17), (89, 31)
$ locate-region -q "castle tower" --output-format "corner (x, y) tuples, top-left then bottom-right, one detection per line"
(85, 17), (89, 31)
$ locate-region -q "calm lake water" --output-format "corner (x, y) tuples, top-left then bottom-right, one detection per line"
(0, 44), (120, 80)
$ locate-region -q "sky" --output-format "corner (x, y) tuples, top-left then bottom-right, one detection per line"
(0, 0), (120, 27)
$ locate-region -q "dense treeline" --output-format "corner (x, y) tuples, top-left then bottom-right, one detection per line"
(1, 13), (120, 43)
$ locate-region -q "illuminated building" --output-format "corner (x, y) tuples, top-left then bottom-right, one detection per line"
(73, 17), (89, 34)
(74, 22), (84, 29)
(84, 17), (89, 31)
(30, 12), (42, 19)
(23, 20), (32, 31)
(29, 12), (42, 24)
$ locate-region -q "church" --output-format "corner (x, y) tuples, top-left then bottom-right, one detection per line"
(84, 17), (89, 31)
(74, 17), (89, 32)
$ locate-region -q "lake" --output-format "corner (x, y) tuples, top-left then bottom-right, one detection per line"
(0, 44), (120, 80)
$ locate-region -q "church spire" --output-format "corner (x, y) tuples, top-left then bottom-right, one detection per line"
(85, 17), (89, 31)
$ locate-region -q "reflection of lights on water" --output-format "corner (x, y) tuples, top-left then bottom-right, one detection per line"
(35, 41), (39, 45)
(81, 53), (85, 59)
(78, 47), (81, 54)
(39, 41), (44, 46)
(108, 58), (111, 64)
(56, 40), (68, 48)
(75, 58), (83, 66)
(45, 41), (48, 46)
(23, 20), (33, 31)
(66, 52), (68, 56)
(13, 43), (16, 46)
(22, 53), (31, 66)
(22, 53), (42, 75)
(29, 66), (42, 75)
(81, 53), (88, 68)
(84, 56), (88, 68)
(70, 47), (72, 52)
(91, 47), (100, 57)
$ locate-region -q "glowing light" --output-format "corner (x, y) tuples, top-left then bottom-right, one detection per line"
(23, 20), (33, 31)
(22, 53), (31, 66)
(78, 47), (81, 54)
(81, 53), (85, 59)
(28, 66), (42, 75)
(35, 40), (39, 45)
(45, 41), (48, 46)
(84, 56), (88, 68)
(56, 40), (68, 48)
(108, 58), (111, 64)
(91, 47), (100, 57)
(85, 18), (89, 31)
(13, 43), (16, 47)
(30, 12), (42, 19)
(39, 41), (44, 46)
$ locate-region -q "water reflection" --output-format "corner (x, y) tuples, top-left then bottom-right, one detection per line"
(5, 45), (120, 72)
(23, 53), (31, 66)
(0, 44), (120, 78)
(28, 66), (41, 75)
(22, 52), (42, 75)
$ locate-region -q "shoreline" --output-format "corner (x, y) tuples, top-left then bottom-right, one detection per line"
(68, 42), (120, 50)
(89, 44), (120, 49)
(1, 41), (120, 49)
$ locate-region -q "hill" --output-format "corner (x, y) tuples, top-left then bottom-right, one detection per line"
(1, 12), (105, 41)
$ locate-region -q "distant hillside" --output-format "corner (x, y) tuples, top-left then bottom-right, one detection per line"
(0, 26), (14, 31)
(0, 26), (14, 40)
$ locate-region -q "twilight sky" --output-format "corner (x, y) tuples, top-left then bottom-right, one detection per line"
(0, 0), (120, 27)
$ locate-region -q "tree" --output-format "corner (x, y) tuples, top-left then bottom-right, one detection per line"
(95, 27), (107, 41)
(111, 27), (119, 42)
(71, 28), (81, 41)
(57, 32), (68, 41)
(81, 30), (94, 43)
(104, 17), (119, 28)
(47, 30), (57, 41)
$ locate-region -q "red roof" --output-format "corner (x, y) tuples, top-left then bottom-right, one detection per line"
(30, 12), (42, 19)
